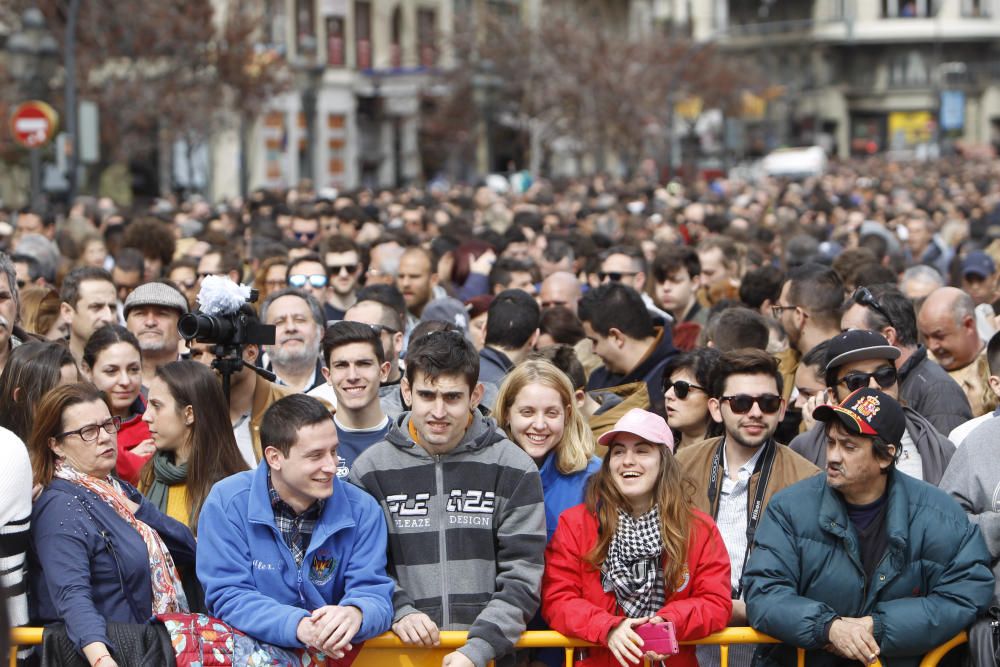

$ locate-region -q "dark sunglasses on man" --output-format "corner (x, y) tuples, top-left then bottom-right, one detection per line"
(720, 394), (783, 414)
(837, 366), (898, 393)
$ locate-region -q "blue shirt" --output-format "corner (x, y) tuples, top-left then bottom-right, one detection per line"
(335, 417), (392, 479)
(538, 452), (602, 542)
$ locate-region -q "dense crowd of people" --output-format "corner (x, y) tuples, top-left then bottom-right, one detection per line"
(2, 157), (1000, 667)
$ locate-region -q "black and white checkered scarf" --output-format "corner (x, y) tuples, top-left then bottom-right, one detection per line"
(601, 505), (666, 618)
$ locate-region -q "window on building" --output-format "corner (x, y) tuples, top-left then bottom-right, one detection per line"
(355, 1), (372, 70)
(391, 6), (402, 68)
(962, 0), (991, 16)
(327, 16), (345, 67)
(889, 50), (928, 86)
(882, 0), (938, 17)
(418, 9), (437, 67)
(295, 0), (317, 59)
(264, 0), (288, 52)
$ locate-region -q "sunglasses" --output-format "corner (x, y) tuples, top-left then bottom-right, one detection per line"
(852, 286), (896, 329)
(720, 394), (783, 414)
(598, 271), (639, 282)
(663, 379), (706, 400)
(838, 366), (898, 392)
(293, 231), (318, 241)
(288, 274), (328, 289)
(328, 264), (359, 276)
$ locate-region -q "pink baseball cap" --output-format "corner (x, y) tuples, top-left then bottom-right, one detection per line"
(598, 408), (675, 453)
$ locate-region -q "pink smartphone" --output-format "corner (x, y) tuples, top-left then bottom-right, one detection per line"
(635, 621), (679, 655)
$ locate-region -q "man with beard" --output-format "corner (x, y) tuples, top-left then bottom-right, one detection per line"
(123, 281), (188, 387)
(60, 266), (118, 368)
(676, 349), (817, 667)
(0, 252), (28, 376)
(396, 247), (439, 329)
(261, 288), (327, 392)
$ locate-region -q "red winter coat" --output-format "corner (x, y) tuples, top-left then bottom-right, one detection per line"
(542, 503), (732, 667)
(115, 397), (153, 485)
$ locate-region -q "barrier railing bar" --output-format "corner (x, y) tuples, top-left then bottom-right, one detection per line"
(8, 627), (967, 667)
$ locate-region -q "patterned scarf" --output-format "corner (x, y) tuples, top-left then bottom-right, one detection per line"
(601, 506), (666, 618)
(55, 461), (188, 615)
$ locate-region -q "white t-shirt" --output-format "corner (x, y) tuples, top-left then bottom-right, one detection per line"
(232, 413), (257, 469)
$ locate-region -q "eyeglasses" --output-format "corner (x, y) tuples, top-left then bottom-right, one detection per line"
(663, 379), (706, 400)
(327, 264), (359, 276)
(770, 304), (799, 319)
(264, 279), (288, 290)
(55, 416), (122, 442)
(720, 394), (783, 414)
(598, 271), (639, 283)
(293, 230), (318, 241)
(288, 274), (328, 289)
(852, 286), (896, 330)
(838, 366), (898, 392)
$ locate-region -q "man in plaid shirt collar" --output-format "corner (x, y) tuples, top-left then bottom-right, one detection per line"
(197, 395), (394, 656)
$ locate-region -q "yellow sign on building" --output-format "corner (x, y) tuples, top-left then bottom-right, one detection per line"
(888, 111), (933, 146)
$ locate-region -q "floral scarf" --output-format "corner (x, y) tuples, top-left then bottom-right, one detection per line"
(55, 461), (188, 615)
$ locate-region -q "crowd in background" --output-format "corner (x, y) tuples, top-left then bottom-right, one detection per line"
(1, 156), (1000, 667)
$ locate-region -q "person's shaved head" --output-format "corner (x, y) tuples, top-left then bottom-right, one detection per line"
(917, 286), (982, 371)
(538, 271), (582, 315)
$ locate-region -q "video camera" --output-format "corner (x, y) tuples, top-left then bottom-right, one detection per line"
(176, 277), (276, 403)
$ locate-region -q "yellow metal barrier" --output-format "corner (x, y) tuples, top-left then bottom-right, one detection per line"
(7, 626), (966, 667)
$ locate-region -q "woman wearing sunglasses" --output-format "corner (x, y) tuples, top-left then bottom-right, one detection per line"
(662, 349), (723, 450)
(28, 383), (195, 667)
(542, 408), (731, 667)
(788, 330), (955, 485)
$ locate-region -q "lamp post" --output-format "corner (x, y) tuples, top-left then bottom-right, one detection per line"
(471, 59), (502, 176)
(295, 35), (325, 185)
(6, 8), (59, 210)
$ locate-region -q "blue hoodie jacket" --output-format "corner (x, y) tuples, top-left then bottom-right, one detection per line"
(196, 464), (394, 648)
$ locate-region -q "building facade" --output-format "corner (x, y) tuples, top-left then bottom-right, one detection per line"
(686, 0), (1000, 159)
(211, 0), (451, 198)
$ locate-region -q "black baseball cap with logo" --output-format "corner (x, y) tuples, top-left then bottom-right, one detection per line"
(813, 387), (906, 446)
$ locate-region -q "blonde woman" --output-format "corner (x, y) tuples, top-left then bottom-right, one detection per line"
(494, 359), (601, 542)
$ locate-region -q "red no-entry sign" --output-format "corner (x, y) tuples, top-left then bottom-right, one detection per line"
(10, 101), (59, 149)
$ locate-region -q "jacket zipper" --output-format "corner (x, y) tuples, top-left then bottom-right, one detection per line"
(436, 454), (450, 627)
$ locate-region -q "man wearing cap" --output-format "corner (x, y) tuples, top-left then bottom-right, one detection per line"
(961, 250), (998, 306)
(675, 349), (817, 667)
(744, 389), (993, 667)
(124, 280), (188, 387)
(790, 330), (955, 485)
(840, 284), (972, 436)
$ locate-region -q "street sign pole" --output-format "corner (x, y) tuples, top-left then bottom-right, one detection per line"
(10, 100), (59, 210)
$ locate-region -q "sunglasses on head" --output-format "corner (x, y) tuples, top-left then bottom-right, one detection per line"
(328, 264), (358, 276)
(288, 273), (328, 288)
(598, 271), (639, 283)
(721, 394), (783, 414)
(663, 379), (706, 400)
(838, 366), (898, 392)
(852, 286), (896, 330)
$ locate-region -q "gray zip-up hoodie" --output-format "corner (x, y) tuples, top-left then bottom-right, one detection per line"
(349, 412), (546, 667)
(939, 415), (1000, 603)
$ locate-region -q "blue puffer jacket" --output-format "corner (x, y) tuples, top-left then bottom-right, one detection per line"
(744, 470), (993, 667)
